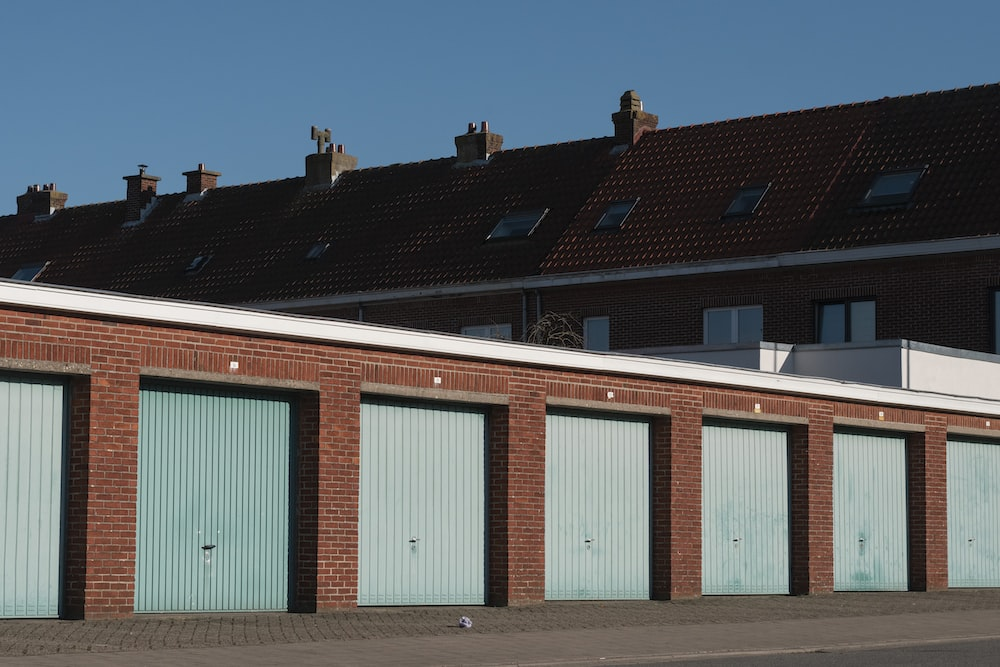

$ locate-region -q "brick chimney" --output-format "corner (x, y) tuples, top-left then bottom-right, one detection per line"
(455, 121), (503, 166)
(123, 165), (160, 221)
(612, 90), (658, 146)
(305, 126), (358, 186)
(182, 163), (221, 194)
(16, 183), (68, 217)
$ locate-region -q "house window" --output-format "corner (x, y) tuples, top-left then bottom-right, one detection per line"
(305, 242), (329, 260)
(487, 209), (548, 240)
(723, 185), (769, 217)
(594, 199), (638, 230)
(461, 323), (513, 340)
(11, 262), (46, 281)
(703, 306), (763, 344)
(184, 255), (212, 275)
(994, 291), (1000, 354)
(817, 299), (875, 343)
(584, 316), (610, 351)
(859, 168), (924, 207)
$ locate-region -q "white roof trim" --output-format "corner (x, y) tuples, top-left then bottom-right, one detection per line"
(244, 234), (1000, 311)
(1, 279), (999, 417)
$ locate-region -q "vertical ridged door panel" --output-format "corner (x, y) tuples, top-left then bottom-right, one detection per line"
(833, 431), (908, 591)
(1, 376), (66, 618)
(136, 385), (292, 612)
(947, 438), (1000, 587)
(545, 412), (650, 600)
(702, 423), (789, 595)
(359, 400), (486, 605)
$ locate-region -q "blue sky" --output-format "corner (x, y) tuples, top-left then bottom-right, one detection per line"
(2, 0), (998, 208)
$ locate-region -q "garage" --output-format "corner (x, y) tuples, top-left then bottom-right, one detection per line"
(358, 399), (486, 605)
(134, 383), (294, 612)
(833, 430), (908, 591)
(947, 437), (1000, 587)
(1, 374), (67, 618)
(702, 422), (790, 595)
(545, 411), (650, 600)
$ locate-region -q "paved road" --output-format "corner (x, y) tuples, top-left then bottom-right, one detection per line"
(2, 590), (1000, 665)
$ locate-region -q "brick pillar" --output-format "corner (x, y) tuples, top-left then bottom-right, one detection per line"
(82, 364), (140, 618)
(791, 404), (834, 594)
(489, 373), (547, 604)
(294, 391), (321, 612)
(908, 416), (949, 591)
(666, 390), (703, 598)
(650, 416), (672, 599)
(62, 375), (92, 618)
(314, 360), (362, 609)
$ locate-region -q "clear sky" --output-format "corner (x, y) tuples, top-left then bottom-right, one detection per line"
(2, 0), (998, 209)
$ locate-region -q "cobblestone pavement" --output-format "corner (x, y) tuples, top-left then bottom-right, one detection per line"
(3, 589), (1000, 659)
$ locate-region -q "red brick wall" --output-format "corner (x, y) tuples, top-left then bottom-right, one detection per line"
(0, 300), (990, 617)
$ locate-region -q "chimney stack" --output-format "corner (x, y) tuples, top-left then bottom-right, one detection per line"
(305, 126), (358, 186)
(123, 165), (160, 221)
(612, 90), (658, 146)
(454, 121), (503, 166)
(182, 163), (221, 194)
(16, 183), (68, 217)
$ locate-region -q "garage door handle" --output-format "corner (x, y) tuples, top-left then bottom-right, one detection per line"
(584, 538), (595, 543)
(969, 537), (976, 543)
(409, 537), (419, 543)
(202, 544), (216, 551)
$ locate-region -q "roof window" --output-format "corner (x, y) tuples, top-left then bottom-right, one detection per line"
(306, 242), (329, 260)
(184, 254), (212, 275)
(860, 168), (925, 207)
(594, 199), (638, 230)
(723, 184), (769, 217)
(11, 262), (46, 281)
(487, 209), (548, 240)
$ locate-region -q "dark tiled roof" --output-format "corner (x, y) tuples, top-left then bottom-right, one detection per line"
(0, 139), (618, 302)
(541, 84), (1000, 274)
(2, 84), (999, 302)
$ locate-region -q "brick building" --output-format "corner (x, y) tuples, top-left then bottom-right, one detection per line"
(2, 279), (999, 619)
(3, 84), (1000, 362)
(4, 84), (1000, 619)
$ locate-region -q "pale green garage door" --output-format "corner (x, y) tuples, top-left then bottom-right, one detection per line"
(359, 399), (486, 605)
(834, 430), (908, 591)
(545, 412), (650, 600)
(135, 383), (294, 613)
(1, 375), (67, 618)
(702, 422), (790, 595)
(947, 438), (1000, 587)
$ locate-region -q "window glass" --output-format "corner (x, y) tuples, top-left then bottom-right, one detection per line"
(11, 263), (45, 281)
(487, 210), (548, 240)
(818, 303), (847, 344)
(737, 307), (764, 343)
(861, 168), (924, 207)
(584, 316), (610, 351)
(724, 185), (769, 217)
(849, 300), (876, 342)
(704, 306), (763, 344)
(461, 323), (512, 340)
(594, 200), (638, 230)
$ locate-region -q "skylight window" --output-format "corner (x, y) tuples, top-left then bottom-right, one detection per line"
(11, 262), (46, 281)
(306, 242), (329, 260)
(487, 209), (549, 240)
(594, 199), (638, 230)
(185, 254), (212, 275)
(723, 184), (769, 217)
(860, 168), (925, 207)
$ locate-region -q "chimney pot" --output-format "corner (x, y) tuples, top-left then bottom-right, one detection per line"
(612, 90), (658, 146)
(467, 122), (476, 134)
(455, 121), (503, 166)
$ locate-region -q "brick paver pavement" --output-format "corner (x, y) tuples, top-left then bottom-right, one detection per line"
(2, 590), (1000, 665)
